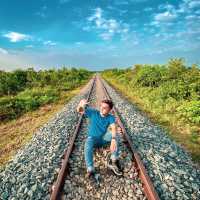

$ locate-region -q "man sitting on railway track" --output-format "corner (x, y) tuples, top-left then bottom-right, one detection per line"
(77, 99), (123, 182)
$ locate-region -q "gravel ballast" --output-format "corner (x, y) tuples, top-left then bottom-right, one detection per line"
(0, 82), (92, 200)
(62, 80), (146, 200)
(0, 76), (199, 200)
(102, 78), (200, 200)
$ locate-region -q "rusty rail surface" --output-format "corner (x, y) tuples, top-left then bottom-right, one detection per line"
(50, 75), (96, 200)
(98, 74), (160, 200)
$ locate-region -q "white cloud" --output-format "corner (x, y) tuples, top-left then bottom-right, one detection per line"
(155, 11), (177, 22)
(35, 12), (46, 18)
(3, 31), (31, 42)
(87, 7), (103, 27)
(87, 7), (129, 40)
(82, 26), (91, 31)
(177, 0), (200, 14)
(195, 10), (200, 14)
(175, 28), (200, 38)
(99, 33), (113, 40)
(26, 45), (34, 48)
(43, 40), (57, 46)
(75, 42), (84, 45)
(158, 3), (175, 12)
(188, 0), (200, 8)
(151, 3), (178, 27)
(185, 15), (200, 20)
(35, 5), (47, 18)
(0, 48), (8, 54)
(149, 21), (160, 27)
(119, 10), (128, 16)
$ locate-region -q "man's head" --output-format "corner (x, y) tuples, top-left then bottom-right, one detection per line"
(100, 99), (113, 116)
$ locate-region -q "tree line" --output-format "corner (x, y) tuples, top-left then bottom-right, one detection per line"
(0, 67), (93, 121)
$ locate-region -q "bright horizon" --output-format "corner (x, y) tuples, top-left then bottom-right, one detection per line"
(0, 0), (200, 71)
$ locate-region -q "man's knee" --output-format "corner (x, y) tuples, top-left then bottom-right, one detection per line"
(86, 136), (95, 143)
(102, 131), (121, 143)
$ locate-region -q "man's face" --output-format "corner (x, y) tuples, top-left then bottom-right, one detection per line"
(100, 102), (111, 116)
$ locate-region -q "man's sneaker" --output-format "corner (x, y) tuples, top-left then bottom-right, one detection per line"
(87, 171), (100, 188)
(115, 159), (124, 172)
(107, 159), (123, 176)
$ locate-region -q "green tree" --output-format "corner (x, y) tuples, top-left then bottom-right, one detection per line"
(167, 58), (187, 80)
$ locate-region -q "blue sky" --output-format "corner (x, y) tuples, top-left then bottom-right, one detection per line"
(0, 0), (200, 71)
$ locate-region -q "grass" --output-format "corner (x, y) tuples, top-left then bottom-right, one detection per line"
(102, 76), (200, 165)
(0, 84), (85, 169)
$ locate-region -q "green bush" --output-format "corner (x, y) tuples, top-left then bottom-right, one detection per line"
(0, 67), (93, 121)
(15, 97), (39, 113)
(159, 80), (191, 101)
(0, 70), (28, 96)
(102, 58), (200, 126)
(0, 68), (93, 96)
(0, 96), (16, 120)
(177, 100), (200, 124)
(134, 65), (167, 87)
(167, 58), (187, 80)
(0, 87), (60, 121)
(102, 60), (200, 163)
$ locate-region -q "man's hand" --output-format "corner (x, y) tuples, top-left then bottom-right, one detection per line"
(79, 99), (89, 107)
(117, 126), (123, 134)
(110, 139), (117, 153)
(77, 99), (89, 113)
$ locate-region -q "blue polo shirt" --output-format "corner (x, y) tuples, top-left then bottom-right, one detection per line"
(84, 106), (115, 138)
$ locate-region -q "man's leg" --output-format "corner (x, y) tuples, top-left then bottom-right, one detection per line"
(99, 131), (123, 176)
(84, 136), (95, 172)
(101, 130), (120, 161)
(84, 136), (101, 187)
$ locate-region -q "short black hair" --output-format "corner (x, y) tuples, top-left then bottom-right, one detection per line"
(101, 99), (113, 109)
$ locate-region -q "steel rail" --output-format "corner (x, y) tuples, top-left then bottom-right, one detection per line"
(98, 74), (160, 200)
(50, 75), (96, 200)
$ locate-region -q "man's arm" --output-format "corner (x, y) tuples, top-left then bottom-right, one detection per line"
(110, 123), (117, 139)
(110, 122), (117, 153)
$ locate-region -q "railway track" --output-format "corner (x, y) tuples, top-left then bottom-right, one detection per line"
(50, 74), (160, 200)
